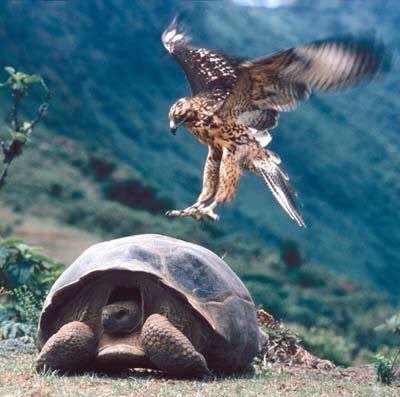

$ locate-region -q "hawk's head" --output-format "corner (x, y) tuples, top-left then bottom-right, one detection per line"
(169, 98), (195, 135)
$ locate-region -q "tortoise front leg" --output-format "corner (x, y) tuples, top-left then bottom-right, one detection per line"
(35, 321), (97, 372)
(141, 314), (209, 377)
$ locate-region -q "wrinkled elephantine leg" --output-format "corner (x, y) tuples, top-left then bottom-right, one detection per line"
(35, 321), (97, 373)
(141, 314), (209, 377)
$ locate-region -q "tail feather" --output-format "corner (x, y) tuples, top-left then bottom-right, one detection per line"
(254, 153), (305, 227)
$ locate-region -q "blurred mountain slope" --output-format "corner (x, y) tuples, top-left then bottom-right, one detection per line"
(0, 0), (398, 297)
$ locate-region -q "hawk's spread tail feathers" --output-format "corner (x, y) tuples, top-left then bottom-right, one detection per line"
(253, 151), (305, 227)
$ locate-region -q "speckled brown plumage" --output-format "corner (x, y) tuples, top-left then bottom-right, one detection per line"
(162, 17), (389, 226)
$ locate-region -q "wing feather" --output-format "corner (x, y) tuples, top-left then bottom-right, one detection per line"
(162, 17), (241, 96)
(219, 35), (389, 119)
(237, 108), (279, 130)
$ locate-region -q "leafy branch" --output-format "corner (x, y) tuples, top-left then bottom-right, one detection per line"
(0, 237), (62, 299)
(0, 66), (52, 191)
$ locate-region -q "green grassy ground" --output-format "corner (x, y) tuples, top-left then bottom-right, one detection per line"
(0, 351), (399, 397)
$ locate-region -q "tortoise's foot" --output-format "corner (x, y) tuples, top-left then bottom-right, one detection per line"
(165, 204), (219, 222)
(35, 321), (97, 373)
(141, 314), (209, 378)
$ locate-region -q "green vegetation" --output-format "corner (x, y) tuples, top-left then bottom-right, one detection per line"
(0, 129), (398, 366)
(0, 238), (61, 341)
(0, 5), (398, 393)
(231, 250), (397, 365)
(0, 238), (61, 296)
(0, 66), (397, 390)
(293, 326), (353, 366)
(1, 0), (398, 301)
(373, 313), (400, 385)
(0, 66), (51, 191)
(374, 354), (396, 386)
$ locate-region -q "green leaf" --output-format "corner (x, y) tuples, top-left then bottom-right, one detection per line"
(4, 66), (15, 76)
(10, 132), (28, 143)
(0, 77), (12, 87)
(1, 238), (24, 246)
(29, 253), (52, 263)
(22, 74), (42, 84)
(0, 246), (8, 268)
(14, 72), (28, 82)
(375, 313), (400, 333)
(11, 82), (25, 92)
(22, 122), (32, 132)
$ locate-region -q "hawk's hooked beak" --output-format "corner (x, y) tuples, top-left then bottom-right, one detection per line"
(169, 119), (177, 135)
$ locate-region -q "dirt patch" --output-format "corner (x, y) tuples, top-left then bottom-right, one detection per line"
(0, 207), (101, 264)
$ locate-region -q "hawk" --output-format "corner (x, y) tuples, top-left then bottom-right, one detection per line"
(162, 17), (388, 226)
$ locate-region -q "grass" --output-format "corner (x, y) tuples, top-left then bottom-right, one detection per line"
(0, 351), (399, 397)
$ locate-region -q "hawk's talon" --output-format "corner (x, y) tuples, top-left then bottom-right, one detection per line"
(165, 206), (219, 221)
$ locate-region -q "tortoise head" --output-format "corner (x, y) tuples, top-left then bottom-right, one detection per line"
(101, 300), (141, 336)
(96, 286), (152, 370)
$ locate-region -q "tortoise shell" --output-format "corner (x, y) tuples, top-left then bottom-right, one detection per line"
(38, 234), (260, 367)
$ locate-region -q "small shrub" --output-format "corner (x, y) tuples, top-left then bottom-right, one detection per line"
(0, 320), (31, 340)
(0, 66), (52, 191)
(103, 170), (174, 214)
(373, 353), (395, 385)
(280, 239), (302, 268)
(0, 238), (62, 299)
(373, 313), (400, 385)
(0, 239), (62, 342)
(13, 286), (42, 338)
(292, 325), (354, 366)
(256, 309), (334, 369)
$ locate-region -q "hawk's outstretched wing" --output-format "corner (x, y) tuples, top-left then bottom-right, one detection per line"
(218, 35), (390, 121)
(162, 17), (242, 96)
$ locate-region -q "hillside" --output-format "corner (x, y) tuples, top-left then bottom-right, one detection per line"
(0, 127), (397, 365)
(0, 0), (398, 298)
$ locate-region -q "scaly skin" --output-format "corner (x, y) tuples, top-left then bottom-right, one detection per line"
(35, 321), (97, 373)
(141, 314), (209, 377)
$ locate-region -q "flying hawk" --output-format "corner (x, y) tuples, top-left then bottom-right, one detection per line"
(162, 17), (389, 226)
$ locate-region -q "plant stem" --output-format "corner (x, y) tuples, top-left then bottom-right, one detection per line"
(390, 346), (400, 374)
(11, 89), (22, 132)
(0, 161), (10, 190)
(0, 77), (52, 193)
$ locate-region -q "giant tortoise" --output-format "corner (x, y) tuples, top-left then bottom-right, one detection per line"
(36, 234), (260, 377)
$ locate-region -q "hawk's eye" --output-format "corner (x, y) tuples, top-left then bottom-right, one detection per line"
(176, 114), (188, 125)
